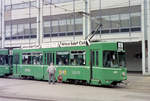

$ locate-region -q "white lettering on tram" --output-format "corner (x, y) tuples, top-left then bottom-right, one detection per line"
(72, 71), (80, 75)
(25, 69), (31, 72)
(59, 40), (86, 47)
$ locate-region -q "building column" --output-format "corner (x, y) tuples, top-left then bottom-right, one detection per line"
(147, 0), (150, 74)
(37, 0), (43, 47)
(1, 0), (5, 48)
(142, 0), (150, 75)
(83, 0), (91, 40)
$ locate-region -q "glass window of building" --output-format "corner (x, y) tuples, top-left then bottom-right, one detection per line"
(91, 17), (99, 31)
(5, 5), (11, 11)
(59, 20), (66, 26)
(120, 14), (130, 28)
(52, 20), (59, 26)
(52, 20), (59, 33)
(44, 0), (72, 4)
(18, 24), (24, 35)
(24, 23), (30, 34)
(31, 1), (36, 7)
(44, 21), (51, 34)
(5, 25), (11, 37)
(110, 14), (120, 29)
(44, 21), (50, 27)
(67, 19), (74, 32)
(131, 12), (141, 27)
(101, 16), (111, 29)
(59, 20), (67, 32)
(31, 23), (37, 34)
(12, 24), (17, 35)
(75, 18), (82, 24)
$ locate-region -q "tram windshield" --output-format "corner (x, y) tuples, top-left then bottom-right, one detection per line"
(103, 51), (118, 68)
(103, 51), (126, 68)
(0, 55), (9, 65)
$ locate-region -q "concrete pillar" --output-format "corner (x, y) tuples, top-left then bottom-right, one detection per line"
(83, 0), (91, 40)
(147, 0), (150, 74)
(1, 0), (5, 48)
(142, 0), (150, 75)
(36, 0), (43, 47)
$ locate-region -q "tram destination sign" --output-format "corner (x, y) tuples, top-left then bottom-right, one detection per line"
(58, 40), (86, 47)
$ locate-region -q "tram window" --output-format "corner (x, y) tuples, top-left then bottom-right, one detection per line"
(46, 53), (54, 65)
(13, 54), (19, 64)
(0, 55), (9, 65)
(91, 51), (99, 66)
(22, 53), (32, 64)
(118, 52), (126, 67)
(31, 53), (43, 65)
(56, 52), (69, 65)
(103, 51), (118, 68)
(70, 51), (86, 66)
(91, 51), (95, 66)
(96, 51), (99, 66)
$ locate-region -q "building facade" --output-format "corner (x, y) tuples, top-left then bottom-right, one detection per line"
(0, 0), (150, 74)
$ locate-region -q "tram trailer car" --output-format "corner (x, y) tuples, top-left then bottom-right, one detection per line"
(0, 49), (12, 77)
(12, 42), (127, 86)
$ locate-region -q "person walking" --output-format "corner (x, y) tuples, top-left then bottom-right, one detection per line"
(47, 62), (56, 84)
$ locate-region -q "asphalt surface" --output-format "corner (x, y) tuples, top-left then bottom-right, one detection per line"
(0, 73), (150, 101)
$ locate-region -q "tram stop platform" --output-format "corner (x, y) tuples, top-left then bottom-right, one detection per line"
(0, 73), (150, 101)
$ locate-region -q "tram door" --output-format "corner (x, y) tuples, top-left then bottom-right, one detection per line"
(90, 50), (99, 81)
(13, 53), (20, 74)
(44, 52), (54, 80)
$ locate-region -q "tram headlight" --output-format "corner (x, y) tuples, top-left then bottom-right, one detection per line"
(122, 72), (126, 77)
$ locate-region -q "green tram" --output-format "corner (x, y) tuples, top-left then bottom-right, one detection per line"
(0, 49), (12, 77)
(12, 42), (127, 86)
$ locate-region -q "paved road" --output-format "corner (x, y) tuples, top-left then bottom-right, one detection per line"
(0, 74), (150, 101)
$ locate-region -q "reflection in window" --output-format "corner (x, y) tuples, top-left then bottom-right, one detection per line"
(22, 53), (43, 65)
(56, 52), (69, 65)
(101, 16), (111, 29)
(12, 25), (17, 35)
(70, 51), (85, 66)
(22, 53), (32, 64)
(31, 53), (43, 65)
(18, 24), (24, 35)
(5, 25), (11, 37)
(0, 55), (9, 65)
(120, 14), (130, 28)
(103, 51), (118, 68)
(110, 15), (120, 29)
(131, 12), (141, 27)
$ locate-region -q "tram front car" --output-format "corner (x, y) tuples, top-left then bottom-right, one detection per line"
(99, 42), (127, 86)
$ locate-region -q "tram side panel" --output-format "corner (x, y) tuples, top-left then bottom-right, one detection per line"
(0, 49), (11, 77)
